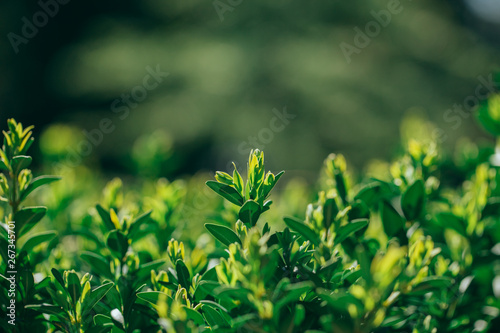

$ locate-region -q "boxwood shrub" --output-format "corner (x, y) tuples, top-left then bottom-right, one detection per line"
(1, 93), (500, 332)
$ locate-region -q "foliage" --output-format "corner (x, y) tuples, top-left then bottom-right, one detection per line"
(1, 94), (500, 332)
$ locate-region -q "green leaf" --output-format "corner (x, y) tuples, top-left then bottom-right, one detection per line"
(20, 175), (61, 201)
(15, 206), (47, 236)
(205, 223), (242, 247)
(158, 281), (177, 291)
(232, 314), (259, 331)
(136, 291), (172, 305)
(343, 269), (362, 284)
(11, 155), (32, 174)
(318, 258), (342, 278)
(238, 200), (262, 226)
(283, 216), (320, 246)
(323, 197), (339, 229)
(106, 230), (129, 259)
(51, 268), (66, 291)
(262, 170), (285, 199)
(81, 251), (113, 279)
(435, 212), (467, 237)
(0, 154), (8, 171)
(334, 173), (347, 204)
(401, 180), (425, 220)
(273, 170), (285, 184)
(335, 219), (369, 245)
(35, 276), (52, 292)
(355, 183), (381, 206)
(213, 285), (251, 300)
(206, 181), (244, 206)
(215, 171), (233, 185)
(197, 281), (221, 298)
(128, 211), (152, 241)
(381, 315), (409, 327)
(194, 267), (218, 301)
(347, 200), (370, 221)
(202, 304), (230, 328)
(20, 231), (57, 254)
(104, 285), (122, 312)
(20, 136), (35, 155)
(176, 259), (191, 290)
(262, 199), (273, 213)
(275, 281), (314, 313)
(317, 289), (362, 313)
(95, 204), (115, 232)
(380, 201), (405, 238)
(137, 259), (166, 280)
(82, 282), (115, 316)
(262, 222), (271, 235)
(355, 181), (395, 207)
(66, 271), (81, 305)
(73, 228), (102, 246)
(183, 306), (206, 325)
(232, 163), (244, 195)
(409, 276), (453, 295)
(25, 304), (67, 318)
(354, 244), (372, 285)
(294, 304), (306, 327)
(20, 270), (34, 297)
(94, 314), (113, 325)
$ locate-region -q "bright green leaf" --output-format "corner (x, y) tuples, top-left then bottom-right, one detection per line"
(206, 181), (244, 206)
(15, 206), (47, 236)
(238, 200), (261, 226)
(20, 175), (61, 201)
(20, 231), (57, 254)
(283, 216), (320, 246)
(205, 223), (242, 247)
(335, 219), (368, 245)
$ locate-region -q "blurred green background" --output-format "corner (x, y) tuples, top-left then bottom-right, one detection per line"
(1, 0), (500, 179)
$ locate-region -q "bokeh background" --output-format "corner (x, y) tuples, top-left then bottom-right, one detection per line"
(1, 0), (500, 180)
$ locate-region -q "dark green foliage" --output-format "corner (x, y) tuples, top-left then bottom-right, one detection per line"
(1, 93), (500, 333)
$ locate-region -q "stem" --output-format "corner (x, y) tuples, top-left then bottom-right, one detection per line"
(9, 170), (19, 215)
